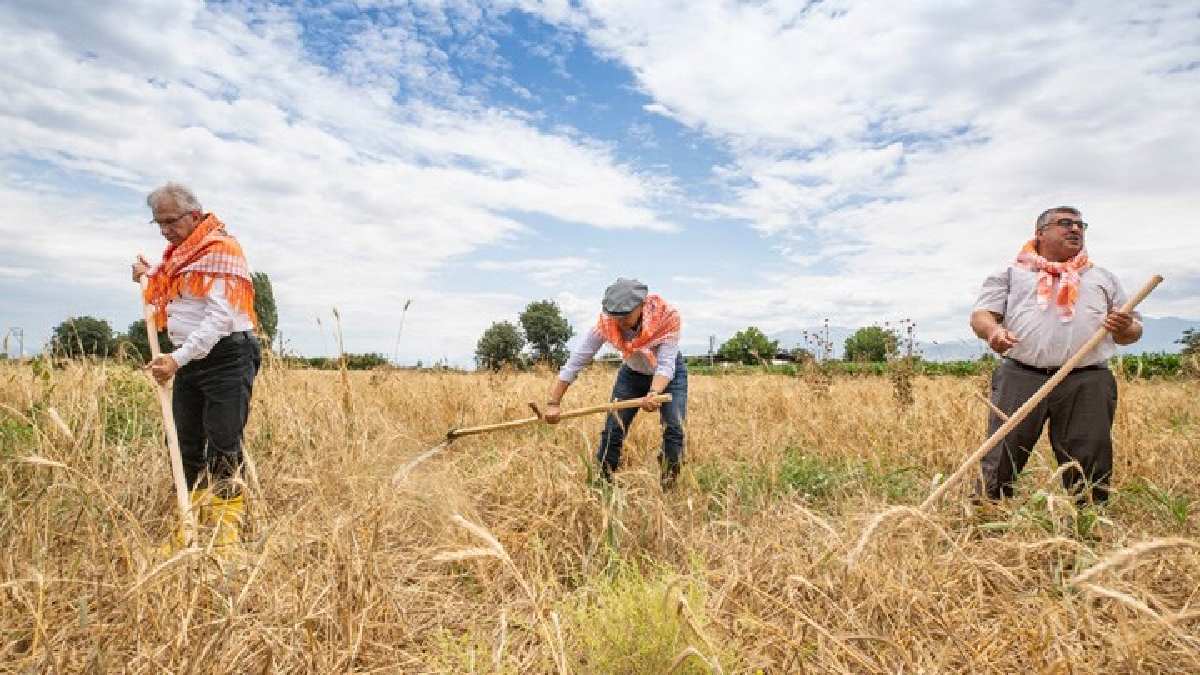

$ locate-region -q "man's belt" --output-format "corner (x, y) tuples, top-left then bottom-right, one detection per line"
(216, 330), (255, 345)
(1007, 358), (1107, 376)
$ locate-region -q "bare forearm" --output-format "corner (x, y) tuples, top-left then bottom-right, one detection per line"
(547, 379), (569, 405)
(648, 374), (669, 396)
(970, 310), (1003, 341)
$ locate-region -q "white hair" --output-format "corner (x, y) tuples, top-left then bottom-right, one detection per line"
(146, 182), (202, 213)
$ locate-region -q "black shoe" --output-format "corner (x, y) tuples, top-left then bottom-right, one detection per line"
(660, 463), (680, 491)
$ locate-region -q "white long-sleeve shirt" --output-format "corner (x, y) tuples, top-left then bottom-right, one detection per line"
(558, 326), (680, 383)
(165, 279), (254, 367)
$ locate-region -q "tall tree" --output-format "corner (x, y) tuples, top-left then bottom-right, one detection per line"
(118, 319), (174, 363)
(718, 326), (779, 365)
(1178, 328), (1199, 356)
(252, 271), (278, 346)
(519, 300), (574, 368)
(475, 321), (526, 371)
(844, 326), (898, 362)
(51, 316), (115, 358)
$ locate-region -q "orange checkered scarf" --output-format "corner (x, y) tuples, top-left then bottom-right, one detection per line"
(1014, 239), (1092, 322)
(144, 213), (257, 329)
(595, 293), (681, 368)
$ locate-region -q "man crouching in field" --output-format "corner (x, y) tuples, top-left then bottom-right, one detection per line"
(970, 206), (1142, 504)
(131, 182), (261, 550)
(543, 278), (688, 490)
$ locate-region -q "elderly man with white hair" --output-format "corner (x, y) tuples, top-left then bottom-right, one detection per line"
(131, 182), (260, 551)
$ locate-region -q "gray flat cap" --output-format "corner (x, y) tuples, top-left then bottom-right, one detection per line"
(602, 277), (648, 315)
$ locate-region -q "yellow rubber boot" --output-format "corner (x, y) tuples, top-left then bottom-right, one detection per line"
(157, 489), (210, 555)
(208, 493), (244, 549)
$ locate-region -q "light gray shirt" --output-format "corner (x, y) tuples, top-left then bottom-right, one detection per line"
(974, 264), (1136, 368)
(558, 326), (680, 383)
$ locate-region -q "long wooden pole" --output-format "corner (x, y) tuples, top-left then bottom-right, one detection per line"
(921, 274), (1163, 510)
(447, 394), (673, 440)
(137, 276), (195, 542)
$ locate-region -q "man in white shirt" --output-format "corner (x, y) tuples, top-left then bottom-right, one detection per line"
(970, 206), (1142, 504)
(132, 182), (260, 549)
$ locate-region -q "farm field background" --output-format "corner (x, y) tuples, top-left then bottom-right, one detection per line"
(2, 362), (1198, 672)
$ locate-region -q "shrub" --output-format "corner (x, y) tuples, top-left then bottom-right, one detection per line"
(567, 569), (723, 674)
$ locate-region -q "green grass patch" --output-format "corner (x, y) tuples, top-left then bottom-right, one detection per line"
(566, 568), (725, 674)
(1120, 478), (1194, 530)
(693, 448), (920, 514)
(423, 568), (728, 673)
(424, 628), (521, 674)
(0, 415), (36, 458)
(977, 492), (1109, 541)
(101, 368), (159, 442)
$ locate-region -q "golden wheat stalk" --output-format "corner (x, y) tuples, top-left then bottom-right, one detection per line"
(668, 646), (722, 674)
(441, 514), (568, 674)
(43, 407), (73, 440)
(1075, 582), (1200, 650)
(1069, 538), (1200, 586)
(122, 547), (203, 600)
(846, 506), (955, 568)
(20, 455), (69, 470)
(4, 355), (1199, 671)
(391, 441), (448, 485)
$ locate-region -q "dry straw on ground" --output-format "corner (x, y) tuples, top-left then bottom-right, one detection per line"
(1, 361), (1198, 672)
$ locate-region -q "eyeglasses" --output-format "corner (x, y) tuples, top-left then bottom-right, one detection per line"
(151, 212), (191, 227)
(1046, 218), (1088, 231)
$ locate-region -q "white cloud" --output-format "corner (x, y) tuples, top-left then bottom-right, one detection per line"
(670, 276), (713, 287)
(0, 266), (36, 279)
(4, 1), (1197, 364)
(319, 288), (530, 366)
(530, 1), (1200, 336)
(0, 0), (677, 361)
(476, 256), (600, 286)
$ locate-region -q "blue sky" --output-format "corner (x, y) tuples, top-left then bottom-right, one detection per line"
(2, 1), (1197, 364)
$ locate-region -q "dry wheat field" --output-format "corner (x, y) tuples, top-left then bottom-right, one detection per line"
(1, 360), (1198, 673)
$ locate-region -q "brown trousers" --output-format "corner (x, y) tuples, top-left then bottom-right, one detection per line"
(977, 359), (1117, 503)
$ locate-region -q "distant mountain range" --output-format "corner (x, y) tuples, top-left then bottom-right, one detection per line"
(1121, 316), (1199, 355)
(683, 317), (1198, 362)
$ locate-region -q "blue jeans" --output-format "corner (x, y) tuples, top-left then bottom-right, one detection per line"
(596, 353), (688, 476)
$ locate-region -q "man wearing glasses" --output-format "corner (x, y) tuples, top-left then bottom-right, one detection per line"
(970, 206), (1142, 504)
(131, 182), (261, 551)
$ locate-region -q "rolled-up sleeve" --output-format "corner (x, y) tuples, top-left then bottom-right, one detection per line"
(973, 267), (1009, 316)
(653, 340), (679, 380)
(1109, 273), (1142, 321)
(170, 280), (236, 367)
(558, 328), (605, 383)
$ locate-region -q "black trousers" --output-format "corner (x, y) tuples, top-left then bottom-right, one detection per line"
(977, 358), (1117, 503)
(172, 332), (261, 496)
